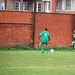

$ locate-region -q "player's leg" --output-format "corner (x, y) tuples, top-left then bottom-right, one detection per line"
(70, 41), (74, 50)
(45, 43), (50, 53)
(74, 40), (75, 49)
(39, 42), (44, 53)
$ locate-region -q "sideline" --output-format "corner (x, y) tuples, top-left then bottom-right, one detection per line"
(1, 66), (75, 70)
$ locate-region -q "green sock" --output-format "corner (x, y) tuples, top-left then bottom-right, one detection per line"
(39, 45), (44, 50)
(46, 46), (50, 53)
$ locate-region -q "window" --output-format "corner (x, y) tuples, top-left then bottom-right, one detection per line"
(66, 0), (71, 10)
(23, 2), (28, 11)
(38, 3), (41, 11)
(0, 2), (5, 10)
(45, 1), (50, 12)
(56, 0), (59, 11)
(71, 0), (75, 10)
(62, 0), (71, 10)
(33, 2), (41, 12)
(36, 2), (41, 12)
(62, 0), (65, 10)
(15, 2), (20, 10)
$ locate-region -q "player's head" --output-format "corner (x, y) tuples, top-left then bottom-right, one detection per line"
(45, 28), (48, 31)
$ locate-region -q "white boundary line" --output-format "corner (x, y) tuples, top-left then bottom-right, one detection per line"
(1, 66), (75, 70)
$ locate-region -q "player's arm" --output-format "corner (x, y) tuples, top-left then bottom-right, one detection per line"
(48, 36), (50, 41)
(48, 33), (50, 41)
(38, 33), (42, 39)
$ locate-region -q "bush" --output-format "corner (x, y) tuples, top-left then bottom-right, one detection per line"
(0, 45), (71, 51)
(0, 45), (35, 50)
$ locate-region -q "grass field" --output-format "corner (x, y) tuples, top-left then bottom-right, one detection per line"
(0, 49), (75, 75)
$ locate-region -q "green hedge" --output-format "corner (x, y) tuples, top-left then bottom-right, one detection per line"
(0, 45), (34, 50)
(0, 45), (71, 51)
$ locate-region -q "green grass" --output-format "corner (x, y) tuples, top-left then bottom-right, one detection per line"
(0, 49), (75, 75)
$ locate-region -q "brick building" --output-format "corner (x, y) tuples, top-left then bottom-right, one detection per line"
(0, 0), (75, 14)
(0, 0), (56, 12)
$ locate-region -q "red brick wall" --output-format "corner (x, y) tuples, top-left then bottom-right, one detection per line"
(0, 11), (32, 22)
(35, 13), (74, 47)
(0, 11), (74, 47)
(0, 24), (32, 46)
(0, 11), (33, 46)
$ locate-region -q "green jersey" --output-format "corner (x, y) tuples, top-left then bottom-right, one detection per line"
(38, 31), (50, 44)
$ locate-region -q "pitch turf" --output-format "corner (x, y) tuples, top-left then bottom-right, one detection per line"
(0, 50), (75, 75)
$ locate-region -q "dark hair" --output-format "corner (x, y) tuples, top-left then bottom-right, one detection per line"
(45, 28), (48, 31)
